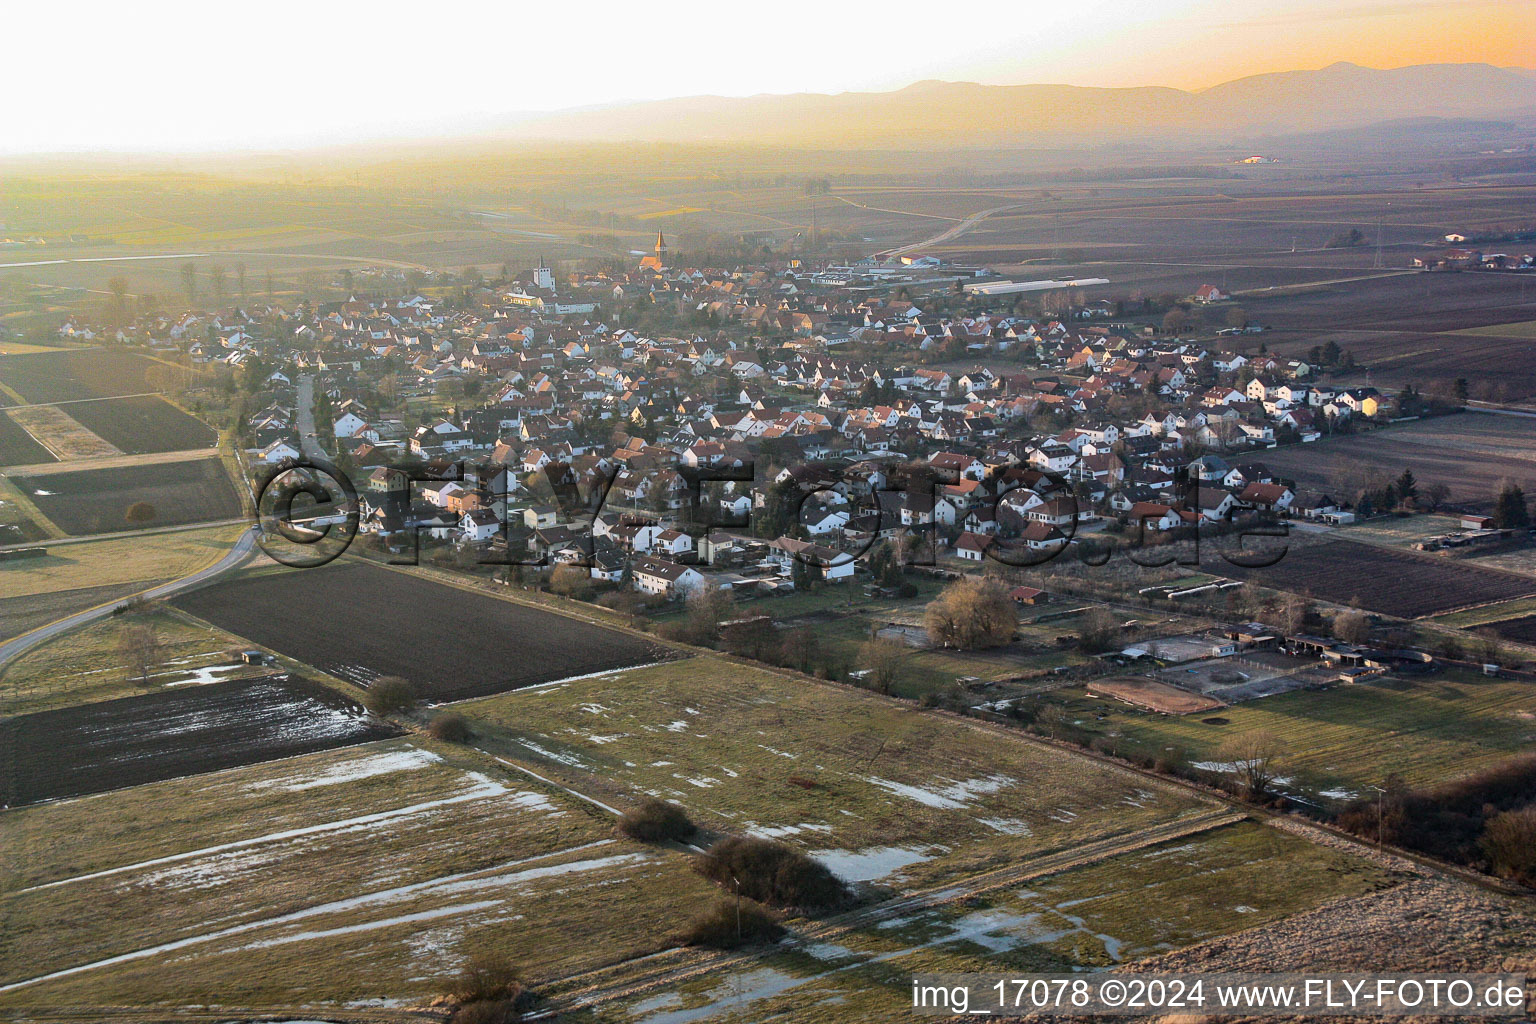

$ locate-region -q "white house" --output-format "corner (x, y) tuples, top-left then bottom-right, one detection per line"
(954, 531), (991, 561)
(333, 412), (369, 438)
(460, 509), (501, 543)
(631, 556), (704, 597)
(258, 439), (301, 463)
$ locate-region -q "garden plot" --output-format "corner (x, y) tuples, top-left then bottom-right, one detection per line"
(459, 656), (1215, 890)
(0, 737), (721, 1009)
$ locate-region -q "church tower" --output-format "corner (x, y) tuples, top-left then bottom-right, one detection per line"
(640, 231), (668, 271)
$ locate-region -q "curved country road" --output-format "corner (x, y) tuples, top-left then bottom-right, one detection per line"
(877, 202), (1032, 257)
(0, 526), (259, 671)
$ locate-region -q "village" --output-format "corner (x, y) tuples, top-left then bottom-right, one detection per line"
(59, 234), (1423, 580)
(35, 231), (1536, 735)
(7, 39), (1536, 1020)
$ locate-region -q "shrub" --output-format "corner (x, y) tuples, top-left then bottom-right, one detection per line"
(694, 837), (850, 911)
(451, 1000), (522, 1024)
(617, 798), (697, 843)
(428, 713), (472, 743)
(362, 675), (416, 715)
(1481, 807), (1536, 886)
(676, 898), (785, 949)
(1336, 755), (1536, 868)
(124, 501), (157, 525)
(453, 954), (528, 1005)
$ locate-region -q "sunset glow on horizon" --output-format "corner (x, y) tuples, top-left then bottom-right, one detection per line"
(4, 0), (1532, 154)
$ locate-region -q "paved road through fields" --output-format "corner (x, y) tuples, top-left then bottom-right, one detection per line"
(0, 526), (258, 670)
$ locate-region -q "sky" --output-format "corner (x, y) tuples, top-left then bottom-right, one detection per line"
(5, 0), (1533, 154)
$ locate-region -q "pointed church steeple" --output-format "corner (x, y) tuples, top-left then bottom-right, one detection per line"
(641, 231), (668, 271)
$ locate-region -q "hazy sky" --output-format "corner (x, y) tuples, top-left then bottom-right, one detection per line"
(6, 0), (1532, 154)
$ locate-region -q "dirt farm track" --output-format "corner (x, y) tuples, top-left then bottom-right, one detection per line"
(173, 560), (678, 701)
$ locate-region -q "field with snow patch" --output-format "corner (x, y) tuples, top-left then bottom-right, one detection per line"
(457, 656), (1217, 891)
(0, 736), (720, 1010)
(580, 822), (1388, 1024)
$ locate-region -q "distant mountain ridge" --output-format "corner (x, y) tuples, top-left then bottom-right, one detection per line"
(507, 63), (1536, 148)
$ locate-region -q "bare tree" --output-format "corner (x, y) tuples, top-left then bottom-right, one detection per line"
(1422, 482), (1452, 512)
(1278, 595), (1311, 636)
(1474, 628), (1504, 667)
(106, 276), (130, 329)
(859, 635), (905, 695)
(180, 262), (198, 305)
(1215, 729), (1288, 798)
(118, 623), (166, 687)
(1333, 609), (1371, 645)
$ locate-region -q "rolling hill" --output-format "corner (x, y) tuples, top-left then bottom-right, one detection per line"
(502, 62), (1536, 149)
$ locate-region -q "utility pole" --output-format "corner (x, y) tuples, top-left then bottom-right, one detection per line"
(1369, 784), (1386, 850)
(1373, 203), (1390, 269)
(731, 873), (742, 942)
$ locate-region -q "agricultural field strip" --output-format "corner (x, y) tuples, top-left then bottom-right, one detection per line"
(2, 740), (665, 991)
(16, 774), (514, 894)
(9, 455), (243, 537)
(0, 674), (397, 806)
(0, 840), (637, 995)
(5, 403), (120, 460)
(0, 391), (167, 411)
(174, 560), (676, 701)
(61, 395), (217, 455)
